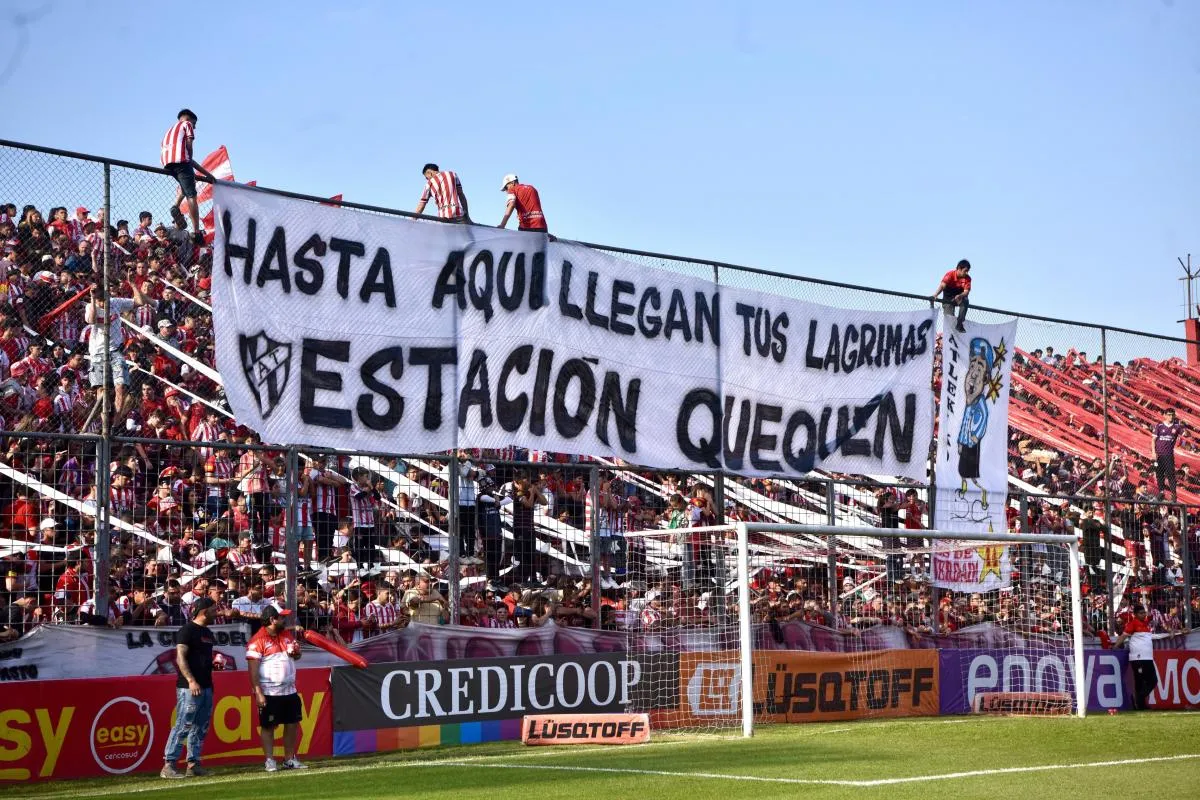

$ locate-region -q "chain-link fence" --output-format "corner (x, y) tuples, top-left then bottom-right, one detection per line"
(0, 138), (1196, 645)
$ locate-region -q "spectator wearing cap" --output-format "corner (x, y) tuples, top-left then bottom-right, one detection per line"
(498, 174), (548, 233)
(67, 206), (90, 244)
(414, 164), (470, 222)
(156, 317), (181, 348)
(247, 605), (306, 772)
(931, 259), (972, 333)
(161, 595), (217, 779)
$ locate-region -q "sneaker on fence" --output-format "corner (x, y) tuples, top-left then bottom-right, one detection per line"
(265, 757), (278, 772)
(160, 763), (185, 780)
(282, 757), (308, 770)
(186, 764), (211, 777)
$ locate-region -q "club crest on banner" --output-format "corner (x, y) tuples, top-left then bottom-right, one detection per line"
(239, 331), (292, 419)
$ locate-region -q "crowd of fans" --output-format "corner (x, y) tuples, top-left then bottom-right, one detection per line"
(0, 190), (1196, 650)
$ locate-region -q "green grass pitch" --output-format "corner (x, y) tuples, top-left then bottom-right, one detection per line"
(20, 713), (1200, 800)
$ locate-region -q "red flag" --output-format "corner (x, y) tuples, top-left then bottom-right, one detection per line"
(299, 629), (368, 668)
(180, 146), (234, 219)
(322, 194), (343, 207)
(36, 285), (92, 335)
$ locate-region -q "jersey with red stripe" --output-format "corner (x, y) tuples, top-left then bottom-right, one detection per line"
(584, 492), (625, 538)
(350, 486), (377, 528)
(109, 486), (136, 515)
(288, 477), (312, 528)
(160, 120), (194, 167)
(420, 171), (465, 219)
(363, 599), (397, 635)
(245, 627), (298, 695)
(205, 453), (235, 498)
(311, 466), (337, 515)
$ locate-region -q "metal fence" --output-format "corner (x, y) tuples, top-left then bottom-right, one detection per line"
(0, 138), (1196, 644)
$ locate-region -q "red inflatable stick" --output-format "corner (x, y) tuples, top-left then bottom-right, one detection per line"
(298, 629), (368, 669)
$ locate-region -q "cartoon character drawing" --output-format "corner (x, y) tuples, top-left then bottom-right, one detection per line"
(956, 336), (1006, 509)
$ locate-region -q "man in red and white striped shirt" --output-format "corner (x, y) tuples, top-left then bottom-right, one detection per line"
(362, 586), (399, 637)
(414, 164), (470, 222)
(309, 457), (341, 565)
(288, 466), (315, 569)
(349, 467), (378, 567)
(108, 466), (136, 516)
(160, 109), (203, 244)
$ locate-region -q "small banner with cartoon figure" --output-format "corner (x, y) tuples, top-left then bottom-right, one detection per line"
(933, 315), (1017, 590)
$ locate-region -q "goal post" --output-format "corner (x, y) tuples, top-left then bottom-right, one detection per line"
(622, 522), (1086, 737)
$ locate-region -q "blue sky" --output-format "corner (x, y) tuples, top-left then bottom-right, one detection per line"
(2, 1), (1197, 347)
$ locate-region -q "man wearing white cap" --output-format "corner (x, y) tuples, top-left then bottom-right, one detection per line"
(498, 174), (548, 233)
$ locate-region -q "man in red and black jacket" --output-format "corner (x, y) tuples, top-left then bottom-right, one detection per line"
(932, 259), (972, 333)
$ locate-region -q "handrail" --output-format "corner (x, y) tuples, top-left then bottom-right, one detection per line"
(1, 136), (1195, 347)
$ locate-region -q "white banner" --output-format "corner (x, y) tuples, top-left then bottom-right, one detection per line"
(213, 184), (937, 479)
(931, 544), (1014, 593)
(933, 314), (1017, 590)
(0, 624), (253, 681)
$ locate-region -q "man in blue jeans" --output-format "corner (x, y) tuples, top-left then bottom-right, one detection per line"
(162, 597), (217, 778)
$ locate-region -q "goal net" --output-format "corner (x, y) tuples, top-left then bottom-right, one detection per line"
(621, 523), (1085, 736)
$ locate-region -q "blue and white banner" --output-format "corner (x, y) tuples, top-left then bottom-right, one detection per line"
(213, 183), (937, 479)
(933, 315), (1017, 588)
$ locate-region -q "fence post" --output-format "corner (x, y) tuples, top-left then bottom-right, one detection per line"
(713, 472), (725, 524)
(825, 481), (837, 620)
(1181, 505), (1193, 629)
(1100, 328), (1116, 635)
(284, 446), (300, 615)
(447, 458), (460, 625)
(94, 162), (113, 618)
(589, 465), (601, 628)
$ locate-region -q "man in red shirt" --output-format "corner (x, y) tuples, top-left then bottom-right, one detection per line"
(498, 174), (548, 233)
(414, 164), (470, 223)
(247, 606), (307, 771)
(160, 108), (204, 245)
(1114, 604), (1157, 710)
(932, 259), (972, 333)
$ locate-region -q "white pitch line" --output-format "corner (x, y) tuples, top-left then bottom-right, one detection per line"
(23, 748), (1200, 798)
(850, 753), (1200, 786)
(17, 740), (690, 800)
(426, 752), (1200, 788)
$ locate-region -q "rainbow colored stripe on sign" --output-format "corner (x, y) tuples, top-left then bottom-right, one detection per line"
(332, 719), (524, 756)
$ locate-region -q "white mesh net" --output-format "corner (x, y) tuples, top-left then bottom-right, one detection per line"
(621, 523), (1084, 736)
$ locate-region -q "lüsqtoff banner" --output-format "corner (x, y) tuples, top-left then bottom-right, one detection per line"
(212, 183), (937, 479)
(932, 315), (1017, 591)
